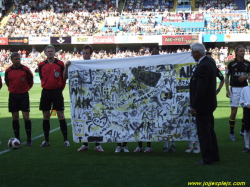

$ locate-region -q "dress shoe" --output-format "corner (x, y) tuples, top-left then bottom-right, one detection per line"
(195, 160), (213, 165)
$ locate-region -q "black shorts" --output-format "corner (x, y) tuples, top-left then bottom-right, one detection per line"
(9, 92), (30, 113)
(39, 88), (64, 111)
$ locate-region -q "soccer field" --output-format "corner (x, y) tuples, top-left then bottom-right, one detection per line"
(0, 84), (249, 187)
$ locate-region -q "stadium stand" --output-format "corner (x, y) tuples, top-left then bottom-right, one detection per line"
(1, 0), (250, 84)
(0, 0), (248, 36)
(0, 0), (12, 21)
(0, 0), (120, 36)
(2, 10), (107, 36)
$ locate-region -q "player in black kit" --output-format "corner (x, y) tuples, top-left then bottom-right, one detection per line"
(225, 45), (250, 141)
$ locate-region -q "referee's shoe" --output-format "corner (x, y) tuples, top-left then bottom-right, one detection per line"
(40, 141), (50, 147)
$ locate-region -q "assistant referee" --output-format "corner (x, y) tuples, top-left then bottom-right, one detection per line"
(5, 52), (33, 146)
(38, 45), (70, 147)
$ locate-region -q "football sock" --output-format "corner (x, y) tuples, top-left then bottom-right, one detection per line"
(170, 141), (175, 146)
(229, 119), (235, 134)
(12, 120), (20, 140)
(164, 141), (168, 148)
(241, 118), (244, 133)
(138, 141), (142, 148)
(122, 142), (127, 147)
(83, 142), (89, 146)
(147, 142), (151, 148)
(24, 120), (32, 141)
(43, 120), (50, 142)
(59, 119), (68, 141)
(195, 141), (200, 149)
(95, 143), (100, 146)
(188, 141), (193, 148)
(244, 130), (249, 149)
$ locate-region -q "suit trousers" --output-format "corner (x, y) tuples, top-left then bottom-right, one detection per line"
(196, 113), (220, 164)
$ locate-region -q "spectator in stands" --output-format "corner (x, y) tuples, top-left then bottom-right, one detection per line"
(2, 0), (119, 37)
(151, 47), (159, 55)
(0, 46), (240, 67)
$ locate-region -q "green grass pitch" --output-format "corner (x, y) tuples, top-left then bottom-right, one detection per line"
(0, 84), (249, 187)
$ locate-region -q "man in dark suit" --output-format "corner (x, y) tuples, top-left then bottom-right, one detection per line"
(190, 42), (220, 165)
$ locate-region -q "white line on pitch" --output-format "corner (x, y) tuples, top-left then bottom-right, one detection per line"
(0, 123), (71, 156)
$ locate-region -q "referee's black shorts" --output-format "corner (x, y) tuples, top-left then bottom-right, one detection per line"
(9, 92), (30, 113)
(39, 88), (64, 111)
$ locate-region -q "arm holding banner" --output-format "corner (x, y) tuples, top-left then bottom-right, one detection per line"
(63, 61), (71, 80)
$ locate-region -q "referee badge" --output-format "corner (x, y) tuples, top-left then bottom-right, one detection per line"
(55, 71), (60, 77)
(21, 77), (25, 81)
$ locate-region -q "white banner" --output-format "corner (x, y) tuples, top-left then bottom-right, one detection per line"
(224, 34), (250, 42)
(28, 37), (50, 44)
(68, 53), (198, 143)
(115, 35), (161, 44)
(71, 36), (93, 44)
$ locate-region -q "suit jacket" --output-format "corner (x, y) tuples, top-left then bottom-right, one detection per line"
(190, 56), (217, 114)
(208, 57), (224, 80)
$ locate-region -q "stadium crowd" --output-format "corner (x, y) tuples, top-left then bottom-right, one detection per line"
(123, 0), (174, 12)
(12, 0), (117, 13)
(3, 10), (109, 37)
(196, 0), (238, 10)
(0, 0), (246, 72)
(0, 0), (247, 36)
(207, 13), (250, 33)
(0, 0), (12, 19)
(1, 0), (119, 37)
(0, 45), (242, 73)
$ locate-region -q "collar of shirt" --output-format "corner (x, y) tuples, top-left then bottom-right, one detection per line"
(197, 55), (206, 64)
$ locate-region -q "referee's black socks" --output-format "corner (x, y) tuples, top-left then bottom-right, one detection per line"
(25, 120), (32, 141)
(59, 119), (68, 141)
(12, 120), (20, 140)
(43, 120), (50, 142)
